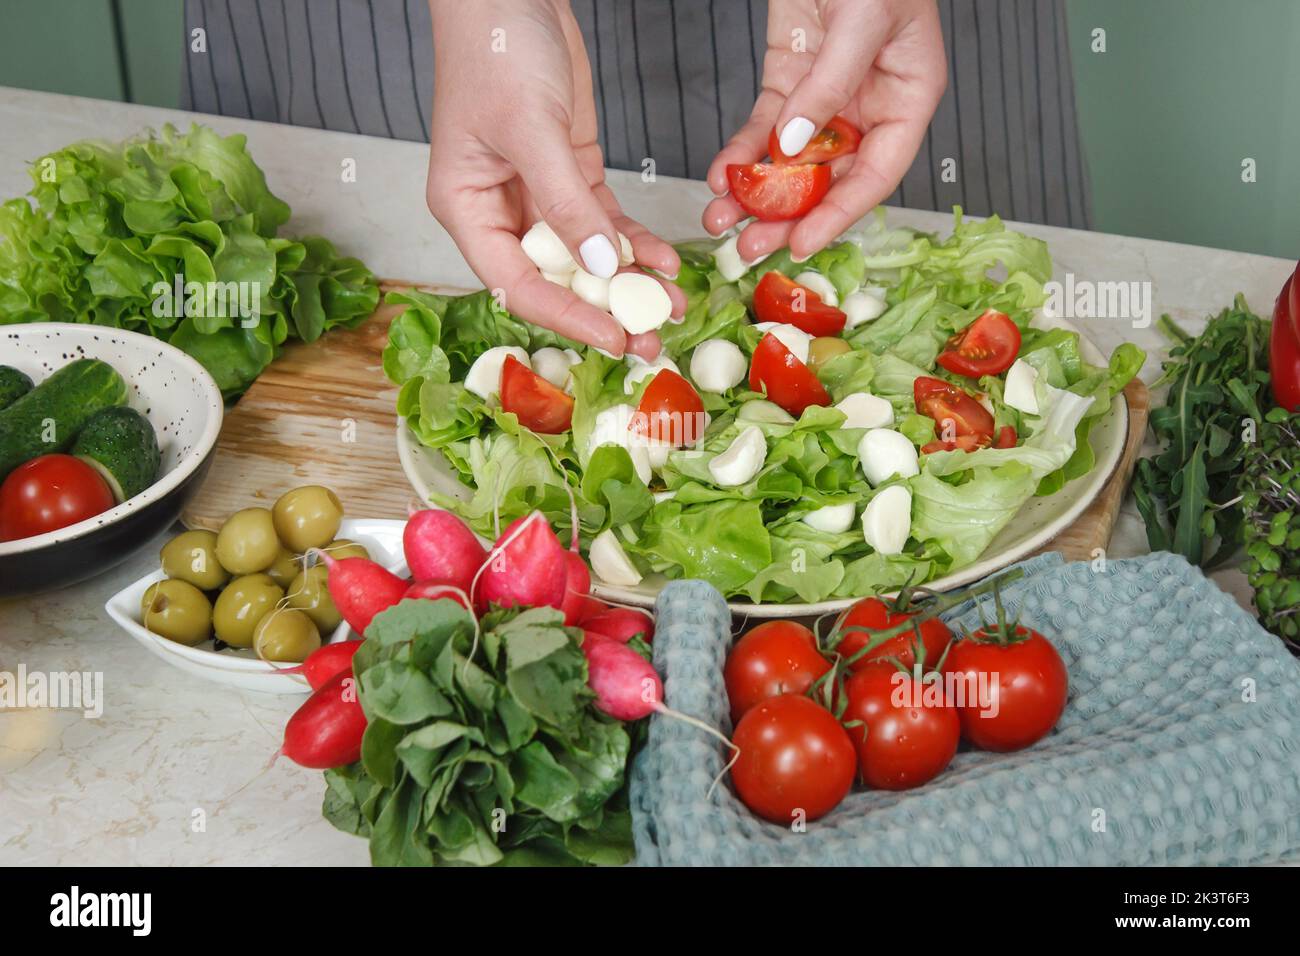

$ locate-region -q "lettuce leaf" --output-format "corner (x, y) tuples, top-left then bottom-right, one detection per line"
(0, 123), (378, 396)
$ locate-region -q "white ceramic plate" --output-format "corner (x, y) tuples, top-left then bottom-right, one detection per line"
(104, 518), (408, 694)
(396, 319), (1128, 618)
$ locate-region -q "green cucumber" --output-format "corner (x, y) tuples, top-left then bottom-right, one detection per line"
(0, 366), (34, 411)
(0, 358), (128, 481)
(71, 406), (161, 502)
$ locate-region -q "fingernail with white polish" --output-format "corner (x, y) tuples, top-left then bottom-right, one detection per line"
(580, 234), (619, 279)
(778, 116), (816, 157)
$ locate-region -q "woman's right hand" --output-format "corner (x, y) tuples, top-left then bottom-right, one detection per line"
(426, 0), (682, 359)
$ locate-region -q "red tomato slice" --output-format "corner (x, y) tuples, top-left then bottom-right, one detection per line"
(994, 424), (1018, 449)
(631, 369), (706, 447)
(0, 454), (115, 542)
(749, 333), (832, 417)
(753, 272), (846, 336)
(500, 355), (574, 434)
(913, 376), (995, 439)
(768, 115), (863, 165)
(936, 309), (1021, 378)
(920, 434), (989, 455)
(726, 163), (832, 221)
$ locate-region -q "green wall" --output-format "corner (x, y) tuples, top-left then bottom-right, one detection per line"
(0, 0), (181, 108)
(0, 1), (1294, 259)
(1066, 0), (1299, 258)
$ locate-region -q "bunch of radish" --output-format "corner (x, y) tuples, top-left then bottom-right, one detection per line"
(279, 505), (663, 769)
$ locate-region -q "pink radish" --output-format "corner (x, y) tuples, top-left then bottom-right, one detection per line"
(278, 639), (363, 690)
(316, 551), (409, 636)
(404, 579), (472, 609)
(582, 606), (655, 644)
(560, 551), (592, 625)
(280, 670), (367, 769)
(582, 637), (663, 720)
(581, 639), (738, 787)
(404, 507), (488, 592)
(471, 511), (568, 613)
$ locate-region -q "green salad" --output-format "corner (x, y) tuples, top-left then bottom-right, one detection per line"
(384, 209), (1144, 603)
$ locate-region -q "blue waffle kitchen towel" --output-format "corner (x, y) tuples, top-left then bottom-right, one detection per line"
(630, 552), (1300, 865)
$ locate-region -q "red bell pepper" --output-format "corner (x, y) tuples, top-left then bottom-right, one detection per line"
(1271, 263), (1300, 411)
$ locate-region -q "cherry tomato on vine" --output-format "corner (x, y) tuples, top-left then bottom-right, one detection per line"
(942, 626), (1068, 752)
(724, 619), (831, 722)
(730, 694), (856, 824)
(841, 663), (960, 790)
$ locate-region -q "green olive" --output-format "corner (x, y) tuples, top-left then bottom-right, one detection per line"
(212, 574), (284, 648)
(140, 579), (213, 646)
(264, 547), (303, 588)
(253, 608), (322, 663)
(215, 508), (280, 574)
(286, 565), (342, 632)
(272, 485), (344, 554)
(160, 529), (229, 590)
(808, 336), (851, 374)
(323, 538), (369, 561)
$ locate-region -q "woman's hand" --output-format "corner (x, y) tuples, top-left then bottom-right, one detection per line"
(426, 0), (682, 358)
(703, 0), (947, 263)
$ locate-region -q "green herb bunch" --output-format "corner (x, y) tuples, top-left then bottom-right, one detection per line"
(322, 600), (642, 866)
(1135, 297), (1271, 567)
(1241, 407), (1300, 647)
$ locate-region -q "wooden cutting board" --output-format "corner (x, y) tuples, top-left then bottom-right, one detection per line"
(182, 282), (1152, 564)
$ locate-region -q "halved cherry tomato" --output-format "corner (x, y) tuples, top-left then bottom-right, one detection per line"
(0, 454), (115, 542)
(913, 376), (995, 439)
(921, 434), (989, 455)
(726, 163), (832, 221)
(749, 333), (832, 416)
(994, 424), (1018, 449)
(936, 309), (1021, 378)
(500, 355), (574, 434)
(724, 620), (831, 722)
(768, 115), (862, 165)
(832, 597), (953, 673)
(631, 368), (705, 447)
(753, 272), (846, 336)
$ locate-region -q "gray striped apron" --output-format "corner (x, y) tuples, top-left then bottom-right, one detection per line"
(183, 0), (1090, 228)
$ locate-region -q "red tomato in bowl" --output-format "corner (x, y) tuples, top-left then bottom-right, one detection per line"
(500, 355), (574, 434)
(942, 626), (1068, 752)
(936, 309), (1021, 378)
(753, 272), (846, 336)
(832, 597), (953, 672)
(730, 694), (856, 824)
(768, 115), (862, 165)
(631, 369), (705, 447)
(841, 663), (960, 790)
(0, 454), (115, 542)
(726, 163), (832, 221)
(724, 620), (831, 722)
(749, 333), (831, 416)
(913, 376), (995, 439)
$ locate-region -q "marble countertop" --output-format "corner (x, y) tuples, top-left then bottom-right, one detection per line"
(0, 88), (1293, 866)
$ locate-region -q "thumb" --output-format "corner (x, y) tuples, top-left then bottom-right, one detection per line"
(514, 121), (622, 279)
(772, 17), (889, 157)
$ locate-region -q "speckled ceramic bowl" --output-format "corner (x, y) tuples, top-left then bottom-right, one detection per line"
(0, 324), (223, 596)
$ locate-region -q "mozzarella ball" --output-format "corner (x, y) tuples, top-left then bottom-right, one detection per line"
(689, 339), (747, 393)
